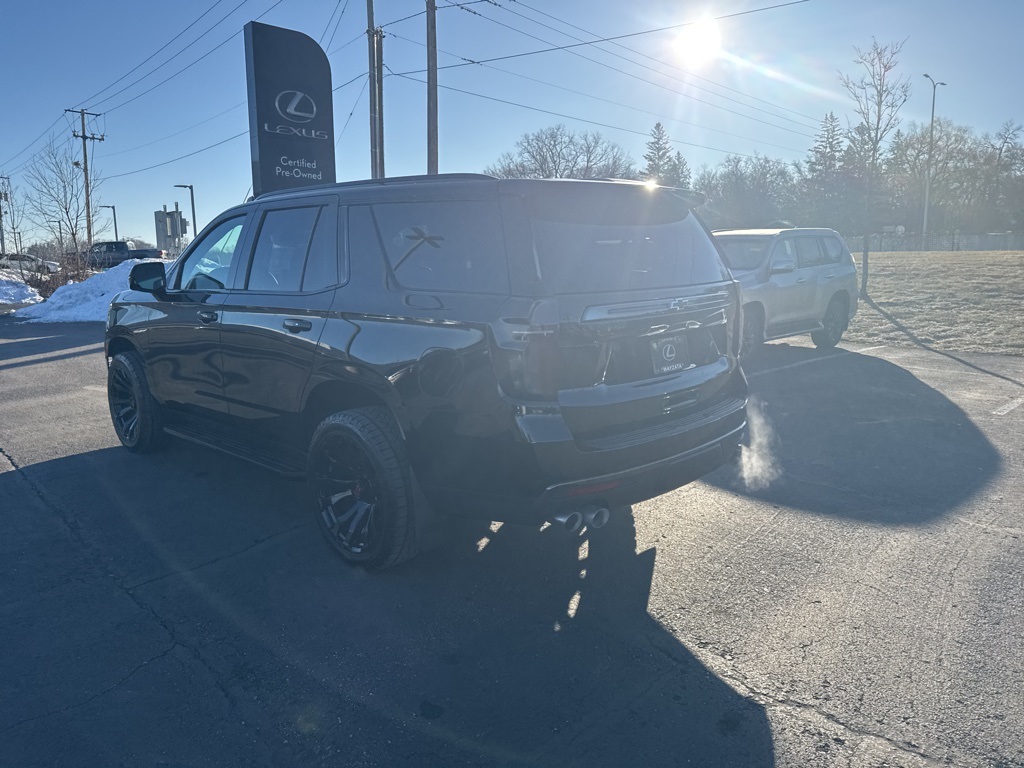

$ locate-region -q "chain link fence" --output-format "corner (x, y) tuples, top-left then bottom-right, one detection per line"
(846, 231), (1024, 252)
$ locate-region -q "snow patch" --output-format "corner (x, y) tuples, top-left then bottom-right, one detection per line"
(0, 270), (44, 305)
(14, 260), (162, 323)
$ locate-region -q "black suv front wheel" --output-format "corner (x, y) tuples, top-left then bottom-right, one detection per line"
(309, 407), (418, 570)
(108, 351), (165, 452)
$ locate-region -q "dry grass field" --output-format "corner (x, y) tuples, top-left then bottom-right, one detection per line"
(843, 250), (1024, 357)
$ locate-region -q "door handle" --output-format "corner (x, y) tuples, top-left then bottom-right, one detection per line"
(283, 318), (313, 333)
(196, 310), (218, 324)
(825, 273), (835, 279)
(796, 277), (807, 284)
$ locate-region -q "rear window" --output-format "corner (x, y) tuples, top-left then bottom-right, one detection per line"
(715, 236), (770, 271)
(525, 186), (729, 293)
(352, 200), (509, 294)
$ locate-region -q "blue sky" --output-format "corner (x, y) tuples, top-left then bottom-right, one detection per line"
(1, 0), (1021, 245)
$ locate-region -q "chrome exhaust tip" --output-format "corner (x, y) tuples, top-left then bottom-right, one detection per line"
(583, 507), (610, 529)
(553, 511), (584, 534)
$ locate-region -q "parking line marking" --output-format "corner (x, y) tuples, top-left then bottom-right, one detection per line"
(748, 352), (848, 379)
(852, 345), (887, 354)
(993, 397), (1024, 416)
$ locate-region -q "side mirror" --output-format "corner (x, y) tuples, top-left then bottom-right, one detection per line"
(129, 261), (167, 294)
(770, 257), (796, 274)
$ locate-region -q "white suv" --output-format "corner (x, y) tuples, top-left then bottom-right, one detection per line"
(713, 228), (858, 354)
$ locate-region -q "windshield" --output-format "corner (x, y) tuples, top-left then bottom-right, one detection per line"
(526, 186), (729, 293)
(714, 236), (770, 271)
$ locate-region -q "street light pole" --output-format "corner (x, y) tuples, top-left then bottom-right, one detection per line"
(174, 184), (197, 241)
(99, 205), (118, 241)
(48, 219), (64, 251)
(922, 73), (946, 242)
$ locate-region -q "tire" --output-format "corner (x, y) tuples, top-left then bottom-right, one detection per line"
(741, 306), (764, 358)
(107, 351), (165, 452)
(309, 406), (418, 570)
(812, 296), (848, 348)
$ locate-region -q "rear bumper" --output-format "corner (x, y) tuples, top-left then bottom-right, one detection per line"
(424, 399), (747, 524)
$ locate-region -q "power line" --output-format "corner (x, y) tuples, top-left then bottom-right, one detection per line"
(432, 1), (811, 68)
(0, 114), (65, 169)
(387, 31), (805, 153)
(385, 67), (754, 158)
(102, 74), (363, 179)
(90, 0), (252, 110)
(319, 0), (344, 44)
(74, 0), (231, 108)
(104, 0), (286, 114)
(390, 1), (817, 138)
(448, 0), (818, 132)
(105, 131), (249, 180)
(337, 80), (369, 146)
(325, 0), (352, 50)
(97, 103), (247, 158)
(507, 0), (821, 125)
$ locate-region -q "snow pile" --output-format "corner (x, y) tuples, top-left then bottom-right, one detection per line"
(0, 270), (43, 305)
(15, 260), (154, 323)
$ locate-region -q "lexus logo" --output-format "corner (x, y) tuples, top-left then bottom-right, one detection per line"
(275, 90), (317, 123)
(662, 343), (677, 362)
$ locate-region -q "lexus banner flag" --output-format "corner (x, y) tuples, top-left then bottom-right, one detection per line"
(245, 21), (336, 198)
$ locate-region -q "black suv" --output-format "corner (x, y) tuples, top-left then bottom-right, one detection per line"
(106, 175), (747, 569)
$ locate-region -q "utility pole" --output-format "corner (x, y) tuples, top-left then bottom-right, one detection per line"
(0, 178), (9, 255)
(366, 0), (380, 179)
(67, 108), (104, 247)
(375, 27), (385, 178)
(426, 0), (438, 174)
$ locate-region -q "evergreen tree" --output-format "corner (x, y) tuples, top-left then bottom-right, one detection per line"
(672, 151), (692, 189)
(643, 123), (673, 182)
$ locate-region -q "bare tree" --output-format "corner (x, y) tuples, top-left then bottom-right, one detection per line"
(485, 124), (636, 180)
(838, 38), (911, 293)
(24, 139), (103, 257)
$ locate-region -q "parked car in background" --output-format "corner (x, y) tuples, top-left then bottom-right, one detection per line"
(0, 253), (61, 274)
(712, 227), (858, 354)
(105, 174), (748, 570)
(85, 240), (166, 269)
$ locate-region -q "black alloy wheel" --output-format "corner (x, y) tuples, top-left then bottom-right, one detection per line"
(310, 407), (417, 570)
(107, 351), (164, 452)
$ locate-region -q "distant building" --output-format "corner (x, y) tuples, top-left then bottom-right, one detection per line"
(154, 204), (189, 257)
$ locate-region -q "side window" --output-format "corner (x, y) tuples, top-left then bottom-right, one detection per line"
(769, 239), (795, 265)
(821, 236), (844, 265)
(177, 215), (246, 290)
(358, 200), (508, 293)
(302, 205), (343, 291)
(246, 207), (320, 292)
(795, 237), (824, 269)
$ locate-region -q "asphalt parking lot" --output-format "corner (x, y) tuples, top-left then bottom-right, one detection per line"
(2, 318), (1022, 767)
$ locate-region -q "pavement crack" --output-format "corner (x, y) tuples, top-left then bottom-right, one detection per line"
(127, 521), (311, 589)
(0, 642), (179, 735)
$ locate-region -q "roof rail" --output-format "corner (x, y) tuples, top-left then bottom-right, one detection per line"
(255, 173), (496, 199)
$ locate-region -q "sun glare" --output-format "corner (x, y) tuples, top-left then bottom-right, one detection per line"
(676, 16), (722, 69)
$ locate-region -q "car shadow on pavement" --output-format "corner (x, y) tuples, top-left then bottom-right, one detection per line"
(0, 319), (106, 359)
(705, 343), (1003, 525)
(2, 442), (776, 767)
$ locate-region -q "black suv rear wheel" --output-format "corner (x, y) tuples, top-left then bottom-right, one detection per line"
(309, 407), (418, 570)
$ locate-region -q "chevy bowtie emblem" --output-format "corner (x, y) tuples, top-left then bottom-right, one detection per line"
(275, 91), (317, 123)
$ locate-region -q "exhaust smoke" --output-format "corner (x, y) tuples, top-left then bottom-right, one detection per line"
(738, 397), (781, 491)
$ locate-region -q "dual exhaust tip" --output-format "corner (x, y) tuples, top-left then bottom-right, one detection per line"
(553, 506), (610, 534)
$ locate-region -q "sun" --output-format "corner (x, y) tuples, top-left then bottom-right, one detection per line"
(676, 16), (722, 69)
